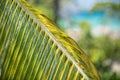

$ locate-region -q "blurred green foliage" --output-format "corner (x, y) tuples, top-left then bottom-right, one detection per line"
(91, 2), (120, 17)
(78, 21), (120, 80)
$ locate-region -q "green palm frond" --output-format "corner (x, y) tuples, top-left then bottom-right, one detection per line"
(0, 0), (100, 80)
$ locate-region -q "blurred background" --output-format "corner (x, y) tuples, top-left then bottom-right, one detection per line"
(27, 0), (120, 79)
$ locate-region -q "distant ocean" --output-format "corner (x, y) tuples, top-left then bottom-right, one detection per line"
(59, 11), (120, 32)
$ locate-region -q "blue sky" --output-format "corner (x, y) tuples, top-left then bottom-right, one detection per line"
(75, 0), (98, 10)
(75, 0), (120, 10)
(60, 0), (120, 17)
(60, 0), (99, 16)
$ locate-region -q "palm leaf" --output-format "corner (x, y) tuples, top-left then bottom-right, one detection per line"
(0, 0), (100, 80)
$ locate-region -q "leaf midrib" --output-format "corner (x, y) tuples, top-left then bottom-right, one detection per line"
(15, 0), (89, 79)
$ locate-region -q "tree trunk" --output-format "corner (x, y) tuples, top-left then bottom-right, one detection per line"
(53, 0), (59, 23)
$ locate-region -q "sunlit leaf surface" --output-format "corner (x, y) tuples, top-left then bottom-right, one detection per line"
(0, 0), (100, 80)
